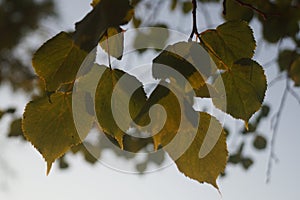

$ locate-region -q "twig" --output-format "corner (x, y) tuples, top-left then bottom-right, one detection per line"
(268, 73), (285, 87)
(267, 77), (290, 183)
(234, 0), (268, 20)
(287, 82), (300, 105)
(189, 0), (200, 39)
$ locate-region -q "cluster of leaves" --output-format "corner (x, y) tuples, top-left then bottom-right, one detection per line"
(1, 0), (299, 190)
(17, 0), (270, 189)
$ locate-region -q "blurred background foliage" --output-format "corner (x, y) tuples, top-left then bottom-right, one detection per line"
(0, 0), (299, 176)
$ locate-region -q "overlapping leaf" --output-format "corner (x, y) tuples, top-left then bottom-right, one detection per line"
(99, 27), (124, 60)
(290, 57), (300, 86)
(212, 58), (267, 123)
(22, 93), (91, 174)
(132, 82), (227, 188)
(174, 112), (227, 189)
(95, 66), (147, 148)
(73, 0), (133, 51)
(200, 21), (256, 69)
(153, 41), (216, 98)
(32, 32), (87, 91)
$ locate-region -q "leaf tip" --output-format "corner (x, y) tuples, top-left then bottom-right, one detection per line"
(244, 121), (249, 131)
(46, 162), (53, 176)
(116, 136), (124, 150)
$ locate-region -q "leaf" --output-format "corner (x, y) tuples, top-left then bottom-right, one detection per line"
(278, 49), (299, 71)
(73, 0), (133, 51)
(22, 93), (90, 174)
(32, 32), (87, 91)
(99, 27), (124, 60)
(8, 118), (25, 140)
(212, 58), (267, 123)
(90, 0), (101, 7)
(200, 20), (256, 70)
(131, 81), (227, 188)
(253, 135), (267, 150)
(95, 66), (147, 148)
(153, 41), (213, 95)
(289, 57), (300, 86)
(223, 0), (254, 22)
(182, 1), (193, 14)
(173, 112), (228, 189)
(132, 83), (182, 150)
(134, 24), (169, 53)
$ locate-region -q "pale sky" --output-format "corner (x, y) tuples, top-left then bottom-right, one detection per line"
(0, 0), (299, 199)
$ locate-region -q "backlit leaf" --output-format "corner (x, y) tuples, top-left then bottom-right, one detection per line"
(153, 42), (212, 95)
(95, 66), (147, 148)
(32, 32), (87, 91)
(290, 57), (300, 86)
(201, 21), (256, 69)
(22, 93), (90, 174)
(212, 58), (267, 123)
(73, 0), (132, 51)
(173, 112), (227, 189)
(99, 27), (124, 60)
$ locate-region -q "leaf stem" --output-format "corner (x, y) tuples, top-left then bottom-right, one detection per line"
(105, 32), (112, 70)
(234, 0), (268, 20)
(189, 0), (200, 40)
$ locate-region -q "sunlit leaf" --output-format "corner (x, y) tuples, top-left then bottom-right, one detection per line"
(213, 58), (267, 123)
(201, 21), (256, 69)
(99, 27), (124, 60)
(153, 42), (213, 95)
(73, 0), (132, 51)
(174, 112), (228, 189)
(32, 32), (87, 91)
(8, 118), (25, 140)
(95, 66), (147, 148)
(289, 57), (300, 86)
(22, 93), (90, 174)
(223, 0), (254, 22)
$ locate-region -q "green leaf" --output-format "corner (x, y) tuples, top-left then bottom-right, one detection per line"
(22, 93), (89, 174)
(32, 32), (87, 91)
(73, 0), (133, 51)
(278, 49), (299, 71)
(133, 24), (169, 53)
(132, 83), (181, 150)
(289, 57), (300, 86)
(132, 82), (227, 188)
(223, 0), (254, 22)
(253, 135), (267, 150)
(153, 42), (212, 95)
(8, 118), (25, 140)
(200, 21), (256, 70)
(174, 112), (228, 189)
(95, 66), (147, 148)
(99, 27), (124, 60)
(182, 1), (193, 14)
(212, 58), (267, 123)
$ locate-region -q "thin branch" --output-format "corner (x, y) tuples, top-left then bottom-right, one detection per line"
(189, 0), (200, 39)
(287, 82), (300, 105)
(267, 78), (288, 183)
(268, 73), (285, 87)
(234, 0), (268, 20)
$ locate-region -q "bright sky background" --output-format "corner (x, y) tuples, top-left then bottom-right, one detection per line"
(0, 0), (300, 199)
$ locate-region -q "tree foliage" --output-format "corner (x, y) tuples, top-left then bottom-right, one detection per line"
(1, 0), (300, 190)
